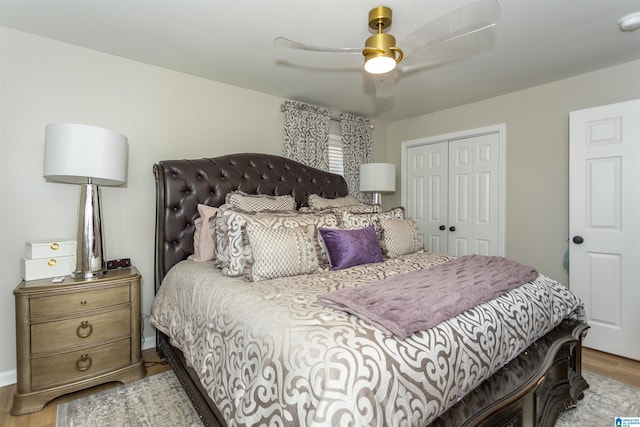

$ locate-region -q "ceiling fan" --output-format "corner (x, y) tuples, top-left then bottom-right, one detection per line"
(274, 0), (500, 97)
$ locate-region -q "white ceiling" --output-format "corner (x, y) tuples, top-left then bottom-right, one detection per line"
(1, 0), (639, 122)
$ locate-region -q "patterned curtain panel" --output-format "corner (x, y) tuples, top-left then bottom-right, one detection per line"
(340, 112), (373, 202)
(282, 100), (330, 171)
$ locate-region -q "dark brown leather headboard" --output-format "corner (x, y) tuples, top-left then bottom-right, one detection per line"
(153, 152), (349, 292)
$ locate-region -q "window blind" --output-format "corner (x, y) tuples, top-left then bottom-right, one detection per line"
(328, 134), (344, 176)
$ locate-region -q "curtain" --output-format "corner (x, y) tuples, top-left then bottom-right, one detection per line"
(340, 112), (373, 202)
(282, 100), (330, 171)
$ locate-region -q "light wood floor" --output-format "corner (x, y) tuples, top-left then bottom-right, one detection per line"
(1, 347), (638, 427)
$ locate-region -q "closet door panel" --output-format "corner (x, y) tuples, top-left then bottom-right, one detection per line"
(407, 143), (448, 253)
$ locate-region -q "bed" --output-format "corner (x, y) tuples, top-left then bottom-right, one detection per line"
(152, 152), (588, 427)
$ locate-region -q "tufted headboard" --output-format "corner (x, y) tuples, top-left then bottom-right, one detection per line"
(153, 152), (349, 292)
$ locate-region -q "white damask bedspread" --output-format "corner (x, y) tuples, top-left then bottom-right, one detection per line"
(151, 252), (584, 427)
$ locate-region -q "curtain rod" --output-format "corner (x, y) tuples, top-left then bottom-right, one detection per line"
(280, 103), (374, 129)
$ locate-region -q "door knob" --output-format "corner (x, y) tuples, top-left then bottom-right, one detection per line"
(439, 225), (446, 231)
(572, 235), (584, 244)
(449, 226), (456, 232)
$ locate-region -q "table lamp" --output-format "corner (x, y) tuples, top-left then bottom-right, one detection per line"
(43, 123), (128, 279)
(359, 163), (396, 205)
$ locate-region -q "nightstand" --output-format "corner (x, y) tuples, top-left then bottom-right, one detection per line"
(11, 267), (146, 415)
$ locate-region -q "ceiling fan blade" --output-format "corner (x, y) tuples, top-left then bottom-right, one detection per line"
(403, 0), (500, 55)
(274, 37), (362, 54)
(372, 72), (395, 98)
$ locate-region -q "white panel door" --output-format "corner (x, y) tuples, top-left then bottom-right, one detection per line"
(406, 131), (502, 257)
(570, 99), (640, 360)
(449, 134), (501, 256)
(407, 143), (448, 253)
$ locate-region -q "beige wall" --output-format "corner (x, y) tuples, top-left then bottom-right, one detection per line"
(0, 28), (385, 379)
(386, 59), (640, 287)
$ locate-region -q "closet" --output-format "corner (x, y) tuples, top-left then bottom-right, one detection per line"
(402, 127), (504, 256)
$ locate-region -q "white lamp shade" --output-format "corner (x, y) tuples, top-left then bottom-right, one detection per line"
(44, 123), (128, 185)
(359, 163), (396, 192)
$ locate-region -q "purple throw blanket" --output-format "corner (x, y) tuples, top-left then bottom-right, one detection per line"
(318, 255), (538, 339)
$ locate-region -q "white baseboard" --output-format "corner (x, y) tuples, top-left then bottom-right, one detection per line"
(0, 335), (157, 388)
(142, 335), (157, 351)
(0, 369), (16, 388)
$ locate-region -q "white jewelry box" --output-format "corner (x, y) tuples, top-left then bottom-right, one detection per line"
(25, 240), (76, 259)
(21, 255), (76, 281)
(22, 240), (77, 281)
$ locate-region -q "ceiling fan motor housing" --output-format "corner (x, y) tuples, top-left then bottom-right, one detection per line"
(363, 6), (403, 73)
(368, 6), (392, 30)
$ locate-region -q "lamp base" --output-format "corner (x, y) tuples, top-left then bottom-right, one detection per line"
(371, 192), (382, 206)
(71, 269), (107, 280)
(73, 183), (107, 280)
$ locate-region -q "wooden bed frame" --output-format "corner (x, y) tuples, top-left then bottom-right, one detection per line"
(153, 152), (589, 427)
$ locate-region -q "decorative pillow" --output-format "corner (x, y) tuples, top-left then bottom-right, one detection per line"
(212, 209), (228, 269)
(221, 208), (338, 276)
(226, 191), (296, 212)
(318, 226), (384, 270)
(213, 204), (301, 270)
(339, 207), (406, 238)
(299, 204), (382, 214)
(378, 218), (423, 258)
(243, 223), (321, 282)
(188, 204), (218, 262)
(307, 194), (365, 210)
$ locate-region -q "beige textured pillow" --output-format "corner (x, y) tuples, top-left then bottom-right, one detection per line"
(378, 218), (423, 258)
(340, 207), (405, 238)
(188, 204), (218, 262)
(307, 194), (364, 210)
(299, 204), (382, 214)
(243, 223), (321, 282)
(220, 208), (338, 276)
(225, 191), (296, 212)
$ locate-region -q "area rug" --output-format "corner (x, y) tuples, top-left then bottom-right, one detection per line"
(56, 370), (204, 427)
(556, 371), (640, 426)
(56, 370), (639, 426)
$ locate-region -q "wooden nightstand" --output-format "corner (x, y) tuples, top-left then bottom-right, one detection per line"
(11, 267), (146, 415)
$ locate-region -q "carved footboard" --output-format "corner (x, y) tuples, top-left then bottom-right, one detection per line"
(158, 320), (588, 427)
(432, 320), (589, 427)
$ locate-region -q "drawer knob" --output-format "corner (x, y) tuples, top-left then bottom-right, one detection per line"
(75, 354), (93, 372)
(50, 242), (60, 250)
(76, 321), (93, 338)
(47, 258), (57, 267)
(80, 300), (87, 306)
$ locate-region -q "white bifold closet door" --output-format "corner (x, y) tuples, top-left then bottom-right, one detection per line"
(406, 132), (502, 257)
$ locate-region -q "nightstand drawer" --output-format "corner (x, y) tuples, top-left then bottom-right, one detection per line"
(31, 339), (131, 389)
(30, 284), (130, 318)
(31, 307), (131, 354)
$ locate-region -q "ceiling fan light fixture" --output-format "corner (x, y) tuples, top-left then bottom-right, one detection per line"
(364, 55), (397, 74)
(363, 32), (403, 74)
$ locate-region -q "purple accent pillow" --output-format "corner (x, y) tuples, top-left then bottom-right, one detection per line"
(318, 226), (384, 270)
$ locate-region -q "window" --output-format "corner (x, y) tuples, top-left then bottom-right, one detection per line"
(328, 134), (344, 176)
